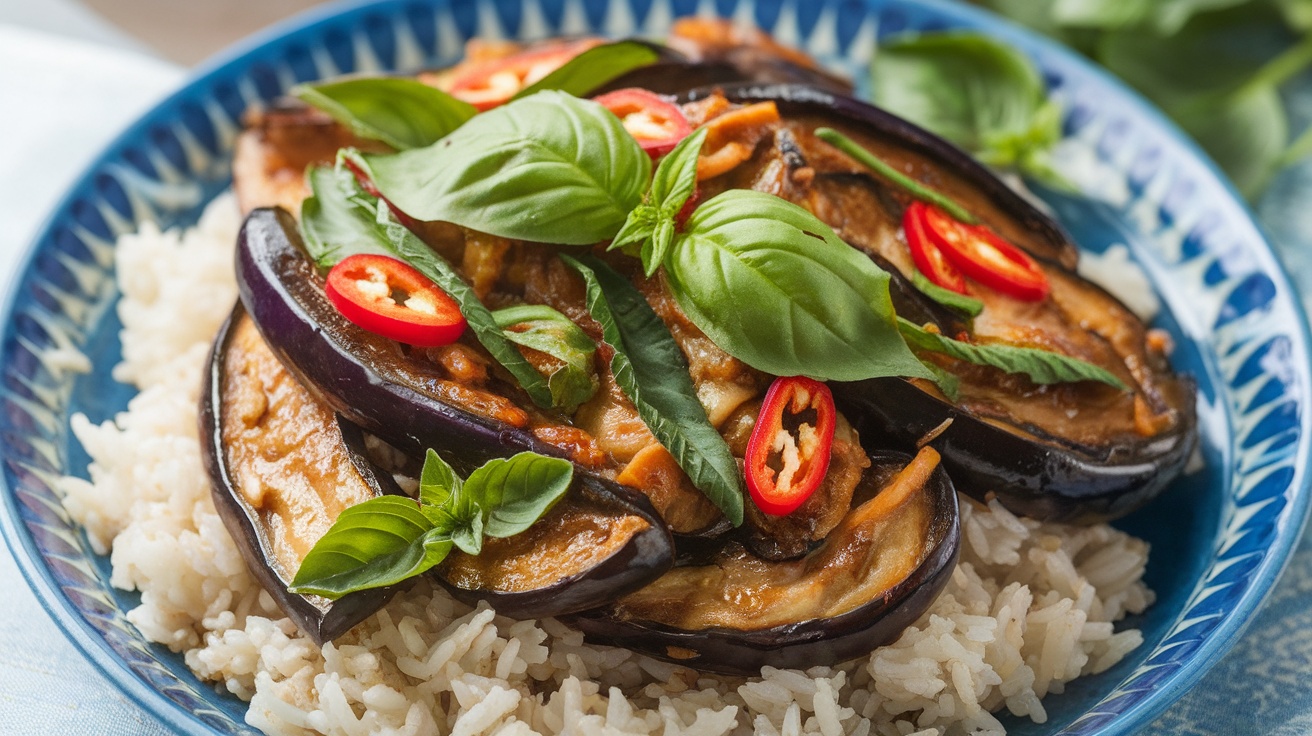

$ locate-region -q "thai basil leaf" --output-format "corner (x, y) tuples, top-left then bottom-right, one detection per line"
(362, 91), (650, 245)
(871, 32), (1062, 182)
(449, 511), (484, 556)
(288, 496), (452, 598)
(492, 305), (599, 413)
(561, 254), (745, 527)
(897, 317), (1127, 389)
(665, 190), (932, 383)
(910, 270), (985, 318)
(419, 448), (462, 508)
(293, 77), (477, 150)
(1052, 0), (1249, 34)
(514, 41), (661, 99)
(463, 452), (574, 538)
(371, 206), (556, 409)
(1097, 7), (1297, 197)
(299, 166), (394, 268)
(611, 128), (708, 276)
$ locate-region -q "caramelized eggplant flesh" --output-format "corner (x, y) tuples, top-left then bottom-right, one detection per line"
(693, 84), (1197, 523)
(201, 307), (406, 644)
(235, 208), (677, 617)
(570, 448), (959, 674)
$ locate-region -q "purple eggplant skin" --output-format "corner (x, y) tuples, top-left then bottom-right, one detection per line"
(696, 84), (1197, 524)
(568, 452), (960, 675)
(200, 306), (407, 645)
(235, 207), (676, 616)
(335, 420), (678, 619)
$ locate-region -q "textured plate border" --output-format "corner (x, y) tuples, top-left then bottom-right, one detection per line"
(1, 0), (1309, 734)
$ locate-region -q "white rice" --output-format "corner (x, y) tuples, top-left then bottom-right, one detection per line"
(58, 196), (1154, 736)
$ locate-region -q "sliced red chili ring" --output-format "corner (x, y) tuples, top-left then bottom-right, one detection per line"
(745, 376), (837, 516)
(447, 39), (599, 111)
(593, 88), (693, 158)
(904, 201), (967, 294)
(920, 203), (1050, 302)
(325, 254), (466, 348)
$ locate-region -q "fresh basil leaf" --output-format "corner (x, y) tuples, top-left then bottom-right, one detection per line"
(300, 166), (394, 268)
(513, 41), (661, 99)
(293, 77), (476, 150)
(462, 452), (574, 538)
(909, 270), (984, 318)
(449, 510), (484, 556)
(419, 448), (462, 508)
(631, 128), (708, 275)
(561, 254), (745, 526)
(1278, 0), (1312, 30)
(288, 496), (452, 599)
(665, 190), (932, 383)
(871, 32), (1061, 182)
(1097, 7), (1296, 196)
(612, 205), (658, 254)
(1053, 0), (1249, 34)
(363, 91), (651, 245)
(492, 305), (599, 412)
(897, 317), (1127, 390)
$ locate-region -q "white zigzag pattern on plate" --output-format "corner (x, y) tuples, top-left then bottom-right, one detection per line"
(0, 1), (1304, 734)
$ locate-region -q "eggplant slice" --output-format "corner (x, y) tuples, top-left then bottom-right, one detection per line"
(691, 84), (1197, 523)
(201, 307), (409, 644)
(234, 208), (676, 622)
(570, 447), (959, 674)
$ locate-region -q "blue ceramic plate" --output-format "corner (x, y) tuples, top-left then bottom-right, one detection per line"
(2, 0), (1309, 734)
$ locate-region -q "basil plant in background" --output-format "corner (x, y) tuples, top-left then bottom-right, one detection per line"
(875, 0), (1312, 198)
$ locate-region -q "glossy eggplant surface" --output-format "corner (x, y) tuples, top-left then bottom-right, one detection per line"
(689, 84), (1196, 523)
(571, 448), (959, 674)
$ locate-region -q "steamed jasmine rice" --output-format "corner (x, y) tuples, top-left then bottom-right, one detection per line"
(58, 195), (1152, 736)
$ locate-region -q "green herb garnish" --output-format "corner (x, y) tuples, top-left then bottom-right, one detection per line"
(611, 127), (707, 276)
(359, 91), (650, 245)
(897, 317), (1127, 390)
(290, 449), (572, 598)
(512, 41), (662, 100)
(492, 305), (599, 413)
(815, 127), (979, 223)
(561, 254), (745, 526)
(663, 189), (933, 383)
(293, 77), (477, 150)
(300, 166), (394, 268)
(909, 270), (985, 317)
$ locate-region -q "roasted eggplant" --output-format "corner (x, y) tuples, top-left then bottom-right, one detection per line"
(201, 307), (408, 644)
(234, 207), (677, 620)
(689, 84), (1196, 523)
(571, 447), (959, 674)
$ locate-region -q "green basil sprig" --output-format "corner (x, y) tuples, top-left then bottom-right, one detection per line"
(492, 305), (599, 413)
(897, 317), (1127, 390)
(871, 32), (1066, 187)
(290, 449), (572, 598)
(561, 254), (745, 527)
(513, 40), (662, 100)
(358, 91), (650, 245)
(909, 270), (985, 318)
(293, 77), (477, 150)
(663, 189), (933, 383)
(611, 128), (707, 275)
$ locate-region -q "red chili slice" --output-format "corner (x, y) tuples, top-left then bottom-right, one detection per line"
(745, 376), (837, 516)
(447, 39), (599, 111)
(919, 203), (1050, 302)
(325, 254), (466, 347)
(904, 201), (967, 294)
(593, 88), (693, 158)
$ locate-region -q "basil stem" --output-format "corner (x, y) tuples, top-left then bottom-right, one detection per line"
(815, 127), (979, 224)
